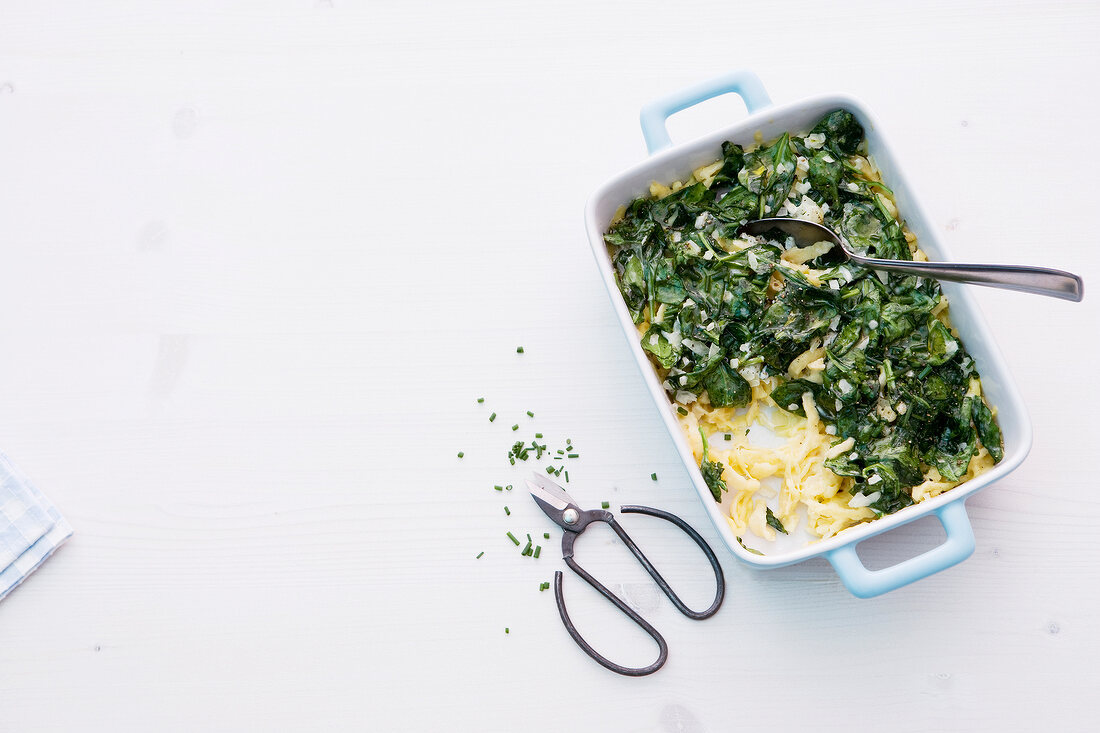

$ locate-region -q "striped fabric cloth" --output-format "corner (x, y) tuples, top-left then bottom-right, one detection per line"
(0, 452), (72, 601)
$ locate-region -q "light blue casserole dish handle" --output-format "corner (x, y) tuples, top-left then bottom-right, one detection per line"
(825, 501), (975, 598)
(637, 70), (977, 598)
(640, 70), (772, 154)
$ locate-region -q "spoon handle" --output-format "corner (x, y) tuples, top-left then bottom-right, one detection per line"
(851, 256), (1084, 301)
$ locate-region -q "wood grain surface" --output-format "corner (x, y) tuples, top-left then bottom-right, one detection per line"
(1, 2), (1098, 731)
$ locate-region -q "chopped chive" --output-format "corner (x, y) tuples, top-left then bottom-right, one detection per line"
(724, 434), (732, 441)
(545, 466), (554, 474)
(489, 412), (497, 422)
(535, 433), (543, 439)
(504, 506), (510, 516)
(522, 541), (532, 556)
(527, 533), (532, 541)
(677, 407), (688, 416)
(511, 424), (519, 431)
(539, 582), (548, 591)
(526, 411), (534, 417)
(543, 533), (550, 539)
(507, 532), (520, 546)
(651, 473), (658, 481)
(601, 501), (610, 509)
(476, 551), (484, 559)
(505, 628), (509, 634)
(505, 484), (512, 491)
(564, 470), (569, 483)
(534, 545), (542, 558)
(516, 346), (524, 353)
(477, 397), (485, 403)
(457, 452), (464, 458)
(919, 365), (932, 378)
(567, 453), (579, 458)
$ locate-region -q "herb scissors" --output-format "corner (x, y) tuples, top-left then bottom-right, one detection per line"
(527, 473), (725, 676)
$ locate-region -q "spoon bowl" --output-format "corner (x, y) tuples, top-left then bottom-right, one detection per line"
(737, 218), (1083, 302)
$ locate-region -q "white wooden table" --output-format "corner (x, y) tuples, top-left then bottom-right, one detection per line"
(1, 2), (1098, 730)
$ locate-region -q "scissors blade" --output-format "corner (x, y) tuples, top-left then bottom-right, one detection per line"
(526, 473), (583, 529)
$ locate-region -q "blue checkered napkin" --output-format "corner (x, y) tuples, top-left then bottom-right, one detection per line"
(0, 452), (72, 601)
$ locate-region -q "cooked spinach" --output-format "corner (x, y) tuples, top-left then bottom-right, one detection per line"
(739, 132), (797, 218)
(811, 110), (864, 157)
(698, 427), (727, 502)
(703, 362), (752, 408)
(736, 536), (764, 555)
(606, 110), (1003, 516)
(971, 397), (1004, 463)
(770, 379), (827, 419)
(765, 507), (788, 535)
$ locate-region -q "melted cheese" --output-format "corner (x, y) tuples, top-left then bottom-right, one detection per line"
(680, 381), (995, 542)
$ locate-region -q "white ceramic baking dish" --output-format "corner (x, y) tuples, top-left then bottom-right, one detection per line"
(584, 70), (1031, 598)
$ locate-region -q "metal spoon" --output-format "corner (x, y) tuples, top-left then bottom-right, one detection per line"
(737, 218), (1083, 302)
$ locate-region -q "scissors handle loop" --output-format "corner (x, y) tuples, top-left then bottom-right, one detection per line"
(617, 505), (725, 619)
(554, 505), (726, 676)
(554, 567), (668, 677)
